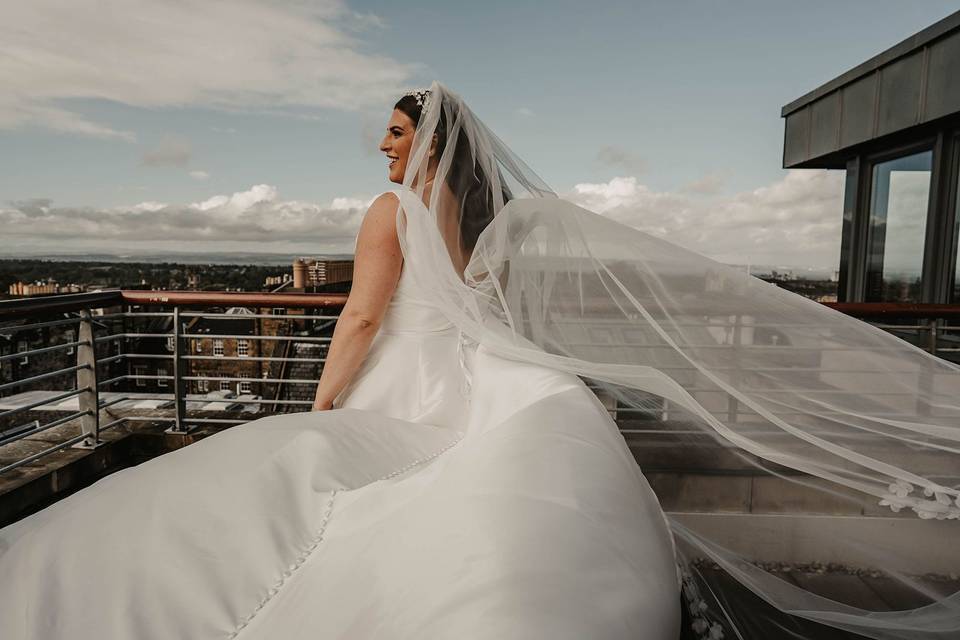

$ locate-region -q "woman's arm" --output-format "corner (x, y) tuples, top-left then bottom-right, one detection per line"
(312, 192), (402, 410)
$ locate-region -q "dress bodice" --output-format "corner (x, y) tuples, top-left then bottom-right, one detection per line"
(378, 261), (455, 334)
(331, 189), (471, 425)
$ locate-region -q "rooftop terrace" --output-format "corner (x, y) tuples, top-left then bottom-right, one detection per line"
(1, 290), (958, 637)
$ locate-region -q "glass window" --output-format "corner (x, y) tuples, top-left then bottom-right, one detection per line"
(237, 339), (249, 357)
(156, 367), (168, 388)
(213, 339), (224, 357)
(865, 150), (933, 302)
(134, 365), (147, 387)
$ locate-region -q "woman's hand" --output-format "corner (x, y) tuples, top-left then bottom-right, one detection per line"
(312, 398), (334, 412)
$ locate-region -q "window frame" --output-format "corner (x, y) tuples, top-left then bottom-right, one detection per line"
(156, 366), (169, 388)
(944, 131), (960, 303)
(861, 141), (938, 303)
(133, 365), (148, 388)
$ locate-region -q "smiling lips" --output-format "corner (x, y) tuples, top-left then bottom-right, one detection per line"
(387, 155), (398, 168)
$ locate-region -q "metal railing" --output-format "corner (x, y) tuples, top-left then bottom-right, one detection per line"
(0, 290), (347, 474)
(2, 291), (960, 476)
(824, 302), (960, 358)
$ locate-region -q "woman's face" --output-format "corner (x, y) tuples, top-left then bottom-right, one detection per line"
(379, 108), (416, 184)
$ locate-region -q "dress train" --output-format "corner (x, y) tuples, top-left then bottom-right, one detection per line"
(0, 197), (680, 639)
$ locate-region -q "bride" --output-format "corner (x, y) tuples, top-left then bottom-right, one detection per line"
(1, 82), (958, 640)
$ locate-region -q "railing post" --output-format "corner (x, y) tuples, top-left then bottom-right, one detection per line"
(928, 318), (939, 356)
(72, 308), (105, 450)
(728, 314), (742, 424)
(166, 306), (195, 435)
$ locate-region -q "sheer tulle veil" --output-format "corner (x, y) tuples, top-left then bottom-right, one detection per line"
(393, 81), (959, 638)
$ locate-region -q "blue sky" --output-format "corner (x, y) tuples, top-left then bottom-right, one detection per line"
(1, 1), (958, 267)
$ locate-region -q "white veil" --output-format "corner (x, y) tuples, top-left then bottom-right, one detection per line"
(392, 81), (960, 639)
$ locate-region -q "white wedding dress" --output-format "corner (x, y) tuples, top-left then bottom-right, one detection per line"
(0, 191), (681, 639)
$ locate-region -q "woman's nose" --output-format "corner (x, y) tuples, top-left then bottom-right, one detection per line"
(379, 136), (390, 152)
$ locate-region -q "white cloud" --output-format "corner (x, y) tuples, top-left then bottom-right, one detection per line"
(189, 170), (210, 181)
(129, 201), (168, 213)
(568, 170), (845, 269)
(0, 184), (370, 254)
(0, 101), (137, 142)
(331, 196), (373, 210)
(0, 1), (416, 140)
(0, 172), (846, 268)
(515, 107), (535, 118)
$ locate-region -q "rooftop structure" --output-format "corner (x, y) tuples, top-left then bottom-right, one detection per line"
(782, 10), (960, 304)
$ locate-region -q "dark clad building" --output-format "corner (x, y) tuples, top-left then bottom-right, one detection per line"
(782, 10), (960, 304)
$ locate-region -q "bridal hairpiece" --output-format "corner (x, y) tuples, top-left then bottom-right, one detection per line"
(404, 88), (432, 112)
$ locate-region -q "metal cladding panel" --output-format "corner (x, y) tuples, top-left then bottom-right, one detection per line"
(810, 91), (841, 158)
(925, 33), (960, 121)
(876, 51), (924, 137)
(783, 108), (810, 168)
(781, 11), (960, 168)
(839, 74), (877, 149)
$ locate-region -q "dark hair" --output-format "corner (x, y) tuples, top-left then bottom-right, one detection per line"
(394, 93), (510, 253)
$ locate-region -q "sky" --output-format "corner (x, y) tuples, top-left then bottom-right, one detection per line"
(1, 0), (958, 269)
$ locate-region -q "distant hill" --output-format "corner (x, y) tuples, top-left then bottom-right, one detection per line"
(0, 258), (311, 294)
(1, 251), (354, 266)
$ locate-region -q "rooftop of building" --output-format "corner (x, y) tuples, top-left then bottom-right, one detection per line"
(781, 9), (960, 168)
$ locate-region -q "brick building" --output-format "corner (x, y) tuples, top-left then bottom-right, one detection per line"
(7, 281), (85, 297)
(125, 307), (269, 396)
(292, 258), (354, 290)
(1, 313), (125, 399)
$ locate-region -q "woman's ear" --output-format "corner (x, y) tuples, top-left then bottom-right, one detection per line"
(429, 133), (438, 157)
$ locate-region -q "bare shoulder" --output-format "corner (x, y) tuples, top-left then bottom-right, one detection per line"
(372, 191), (399, 207)
(366, 192), (399, 217)
(356, 192), (401, 248)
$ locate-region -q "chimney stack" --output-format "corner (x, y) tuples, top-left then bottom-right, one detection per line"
(293, 258), (308, 289)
